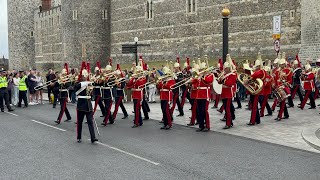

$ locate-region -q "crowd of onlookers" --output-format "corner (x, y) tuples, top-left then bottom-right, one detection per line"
(6, 69), (45, 106)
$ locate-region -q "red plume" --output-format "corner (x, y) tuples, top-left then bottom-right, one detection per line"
(96, 61), (102, 73)
(78, 61), (87, 81)
(219, 59), (223, 71)
(109, 58), (112, 66)
(296, 54), (301, 68)
(176, 56), (180, 64)
(64, 63), (69, 75)
(139, 55), (143, 60)
(232, 59), (237, 68)
(186, 57), (190, 66)
(116, 64), (124, 78)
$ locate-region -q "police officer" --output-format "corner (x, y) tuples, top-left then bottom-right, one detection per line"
(171, 58), (184, 117)
(75, 63), (98, 143)
(0, 70), (14, 112)
(291, 60), (303, 105)
(17, 71), (28, 108)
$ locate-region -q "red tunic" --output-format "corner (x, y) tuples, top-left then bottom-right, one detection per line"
(126, 77), (147, 100)
(251, 69), (266, 95)
(190, 79), (197, 99)
(263, 73), (273, 95)
(157, 79), (175, 101)
(221, 72), (237, 99)
(193, 74), (214, 99)
(303, 72), (315, 91)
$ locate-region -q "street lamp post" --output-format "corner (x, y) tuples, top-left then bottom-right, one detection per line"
(134, 37), (139, 65)
(222, 7), (230, 63)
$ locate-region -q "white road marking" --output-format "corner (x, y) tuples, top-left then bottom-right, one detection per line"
(4, 112), (19, 116)
(94, 141), (160, 166)
(31, 120), (66, 132)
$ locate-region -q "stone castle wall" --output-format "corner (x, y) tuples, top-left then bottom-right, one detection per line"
(8, 0), (41, 70)
(110, 0), (301, 64)
(33, 0), (111, 71)
(299, 0), (320, 62)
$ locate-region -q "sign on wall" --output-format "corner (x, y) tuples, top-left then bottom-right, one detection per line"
(273, 15), (281, 35)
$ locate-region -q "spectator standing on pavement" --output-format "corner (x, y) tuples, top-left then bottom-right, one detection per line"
(46, 69), (56, 103)
(35, 71), (44, 104)
(12, 72), (20, 106)
(27, 70), (37, 105)
(7, 72), (13, 105)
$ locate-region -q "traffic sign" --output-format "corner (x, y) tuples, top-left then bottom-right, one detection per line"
(274, 39), (280, 52)
(273, 16), (281, 34)
(272, 34), (281, 40)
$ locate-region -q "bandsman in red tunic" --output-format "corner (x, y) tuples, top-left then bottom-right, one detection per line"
(259, 63), (273, 117)
(274, 55), (291, 121)
(246, 53), (266, 126)
(271, 54), (281, 111)
(193, 61), (214, 132)
(157, 66), (175, 129)
(126, 66), (147, 128)
(299, 63), (316, 110)
(219, 62), (237, 129)
(187, 62), (200, 126)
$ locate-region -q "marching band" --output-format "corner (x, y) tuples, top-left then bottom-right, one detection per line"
(2, 52), (320, 143)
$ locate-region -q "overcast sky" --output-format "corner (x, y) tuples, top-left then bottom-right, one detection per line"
(0, 0), (8, 58)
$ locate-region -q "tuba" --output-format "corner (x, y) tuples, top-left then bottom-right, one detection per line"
(237, 73), (263, 95)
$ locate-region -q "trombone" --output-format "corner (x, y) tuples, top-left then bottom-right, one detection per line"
(107, 78), (126, 86)
(170, 78), (192, 90)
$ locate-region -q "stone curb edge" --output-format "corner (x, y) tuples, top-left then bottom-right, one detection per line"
(301, 127), (320, 151)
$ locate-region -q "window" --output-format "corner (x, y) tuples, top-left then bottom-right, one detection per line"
(102, 10), (107, 20)
(30, 31), (34, 37)
(57, 16), (60, 25)
(186, 0), (197, 14)
(290, 10), (295, 19)
(146, 0), (153, 20)
(72, 10), (78, 20)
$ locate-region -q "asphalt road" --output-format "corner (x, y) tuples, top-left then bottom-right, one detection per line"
(1, 104), (320, 180)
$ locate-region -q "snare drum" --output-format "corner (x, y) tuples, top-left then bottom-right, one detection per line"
(274, 86), (286, 102)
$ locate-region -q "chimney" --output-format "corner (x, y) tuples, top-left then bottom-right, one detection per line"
(42, 0), (51, 11)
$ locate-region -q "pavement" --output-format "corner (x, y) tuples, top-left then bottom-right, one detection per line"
(1, 103), (320, 179)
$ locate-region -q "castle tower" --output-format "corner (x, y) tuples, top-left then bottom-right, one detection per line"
(299, 0), (320, 62)
(7, 0), (41, 70)
(33, 0), (111, 70)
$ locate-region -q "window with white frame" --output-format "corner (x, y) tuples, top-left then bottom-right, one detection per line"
(186, 0), (197, 14)
(72, 10), (78, 20)
(146, 0), (153, 20)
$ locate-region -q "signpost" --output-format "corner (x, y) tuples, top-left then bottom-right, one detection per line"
(273, 15), (281, 55)
(122, 37), (150, 65)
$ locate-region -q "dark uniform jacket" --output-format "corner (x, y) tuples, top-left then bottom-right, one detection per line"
(293, 68), (302, 85)
(75, 82), (93, 112)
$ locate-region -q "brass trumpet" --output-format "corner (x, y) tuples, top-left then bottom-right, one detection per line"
(107, 78), (126, 86)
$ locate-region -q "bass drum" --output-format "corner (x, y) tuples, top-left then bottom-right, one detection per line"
(274, 86), (287, 102)
(212, 78), (222, 94)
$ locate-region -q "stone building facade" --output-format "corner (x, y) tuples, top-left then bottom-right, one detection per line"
(8, 0), (320, 70)
(110, 0), (302, 63)
(7, 0), (41, 70)
(299, 0), (320, 61)
(34, 0), (111, 70)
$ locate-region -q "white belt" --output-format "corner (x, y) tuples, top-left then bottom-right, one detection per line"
(94, 86), (101, 88)
(160, 89), (170, 92)
(132, 88), (142, 91)
(59, 89), (68, 92)
(116, 88), (123, 91)
(77, 96), (91, 99)
(101, 87), (111, 90)
(197, 87), (210, 90)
